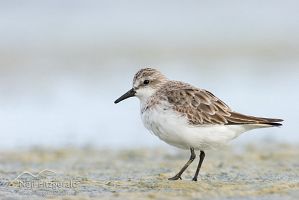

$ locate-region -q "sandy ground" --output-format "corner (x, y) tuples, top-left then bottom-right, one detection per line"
(0, 143), (299, 200)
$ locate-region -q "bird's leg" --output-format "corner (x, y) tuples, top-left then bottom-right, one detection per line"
(192, 151), (205, 181)
(168, 147), (196, 180)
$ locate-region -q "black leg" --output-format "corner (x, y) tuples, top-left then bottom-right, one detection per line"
(192, 151), (205, 181)
(168, 147), (196, 180)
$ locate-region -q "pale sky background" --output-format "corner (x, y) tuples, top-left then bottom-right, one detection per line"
(0, 0), (298, 149)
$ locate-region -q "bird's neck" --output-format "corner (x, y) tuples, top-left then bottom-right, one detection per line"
(139, 95), (152, 111)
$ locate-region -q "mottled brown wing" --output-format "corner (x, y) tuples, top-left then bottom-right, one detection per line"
(165, 86), (283, 126)
(166, 87), (232, 125)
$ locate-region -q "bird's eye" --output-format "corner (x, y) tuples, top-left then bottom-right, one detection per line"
(143, 80), (150, 85)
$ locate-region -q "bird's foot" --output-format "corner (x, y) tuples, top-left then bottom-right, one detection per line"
(168, 175), (182, 181)
(192, 177), (198, 181)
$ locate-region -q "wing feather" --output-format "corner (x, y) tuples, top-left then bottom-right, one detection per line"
(163, 82), (283, 126)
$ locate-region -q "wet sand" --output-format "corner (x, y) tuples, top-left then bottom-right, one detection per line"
(0, 143), (299, 200)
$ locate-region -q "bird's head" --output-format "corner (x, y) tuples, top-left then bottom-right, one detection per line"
(114, 68), (168, 104)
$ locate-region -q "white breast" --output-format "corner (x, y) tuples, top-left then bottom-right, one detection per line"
(141, 103), (256, 150)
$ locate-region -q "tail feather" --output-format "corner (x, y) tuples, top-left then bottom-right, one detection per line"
(258, 117), (283, 126)
(227, 112), (283, 127)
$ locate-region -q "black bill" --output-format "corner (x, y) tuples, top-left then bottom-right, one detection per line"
(114, 88), (136, 104)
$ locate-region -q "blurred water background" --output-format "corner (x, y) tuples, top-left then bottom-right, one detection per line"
(0, 0), (298, 149)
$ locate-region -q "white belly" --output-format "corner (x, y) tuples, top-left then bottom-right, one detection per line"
(141, 106), (256, 150)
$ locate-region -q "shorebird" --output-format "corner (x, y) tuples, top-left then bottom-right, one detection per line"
(114, 68), (283, 181)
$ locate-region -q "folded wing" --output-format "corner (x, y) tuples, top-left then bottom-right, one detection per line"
(165, 82), (283, 126)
